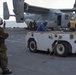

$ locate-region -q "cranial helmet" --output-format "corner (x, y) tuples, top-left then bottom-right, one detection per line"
(0, 17), (3, 25)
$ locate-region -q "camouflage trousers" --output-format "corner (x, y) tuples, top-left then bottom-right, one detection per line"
(0, 51), (8, 70)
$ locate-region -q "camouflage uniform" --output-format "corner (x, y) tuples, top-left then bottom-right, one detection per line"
(0, 27), (9, 71)
(0, 18), (12, 74)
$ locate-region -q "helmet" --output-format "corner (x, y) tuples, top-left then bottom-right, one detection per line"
(0, 17), (3, 25)
(43, 20), (48, 26)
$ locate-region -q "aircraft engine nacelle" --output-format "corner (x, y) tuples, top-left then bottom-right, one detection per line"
(24, 2), (29, 11)
(13, 0), (24, 23)
(24, 2), (49, 14)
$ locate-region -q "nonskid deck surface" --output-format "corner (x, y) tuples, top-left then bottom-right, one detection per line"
(0, 28), (76, 75)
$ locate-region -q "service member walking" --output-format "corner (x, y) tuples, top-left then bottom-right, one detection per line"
(0, 17), (12, 74)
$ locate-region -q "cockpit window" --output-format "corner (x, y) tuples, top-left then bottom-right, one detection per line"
(65, 15), (69, 20)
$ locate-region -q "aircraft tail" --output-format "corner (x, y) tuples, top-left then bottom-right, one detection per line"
(3, 2), (10, 19)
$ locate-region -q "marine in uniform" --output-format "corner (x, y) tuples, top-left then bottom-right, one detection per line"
(0, 17), (12, 74)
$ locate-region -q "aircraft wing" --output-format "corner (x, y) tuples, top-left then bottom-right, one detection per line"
(24, 2), (50, 14)
(60, 8), (76, 12)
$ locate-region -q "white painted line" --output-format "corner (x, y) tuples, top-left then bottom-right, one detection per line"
(6, 40), (25, 43)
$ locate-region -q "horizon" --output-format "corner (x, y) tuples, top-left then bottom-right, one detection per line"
(3, 20), (27, 28)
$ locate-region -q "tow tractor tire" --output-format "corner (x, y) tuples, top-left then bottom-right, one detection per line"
(28, 39), (37, 52)
(54, 42), (69, 57)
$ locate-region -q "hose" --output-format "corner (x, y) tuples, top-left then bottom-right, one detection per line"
(42, 36), (60, 63)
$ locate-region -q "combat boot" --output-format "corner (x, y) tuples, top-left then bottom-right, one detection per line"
(2, 68), (12, 74)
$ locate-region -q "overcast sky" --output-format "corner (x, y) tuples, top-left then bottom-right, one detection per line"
(0, 0), (75, 20)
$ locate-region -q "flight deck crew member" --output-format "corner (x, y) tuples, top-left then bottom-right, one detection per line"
(3, 21), (6, 29)
(28, 21), (32, 30)
(0, 17), (12, 74)
(28, 21), (32, 29)
(37, 21), (48, 31)
(32, 20), (37, 30)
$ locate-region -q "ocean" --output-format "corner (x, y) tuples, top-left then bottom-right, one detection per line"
(4, 21), (27, 28)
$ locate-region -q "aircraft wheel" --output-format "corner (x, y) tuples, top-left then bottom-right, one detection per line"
(28, 39), (37, 52)
(54, 42), (69, 57)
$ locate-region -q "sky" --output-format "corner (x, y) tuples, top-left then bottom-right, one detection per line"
(0, 0), (75, 21)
